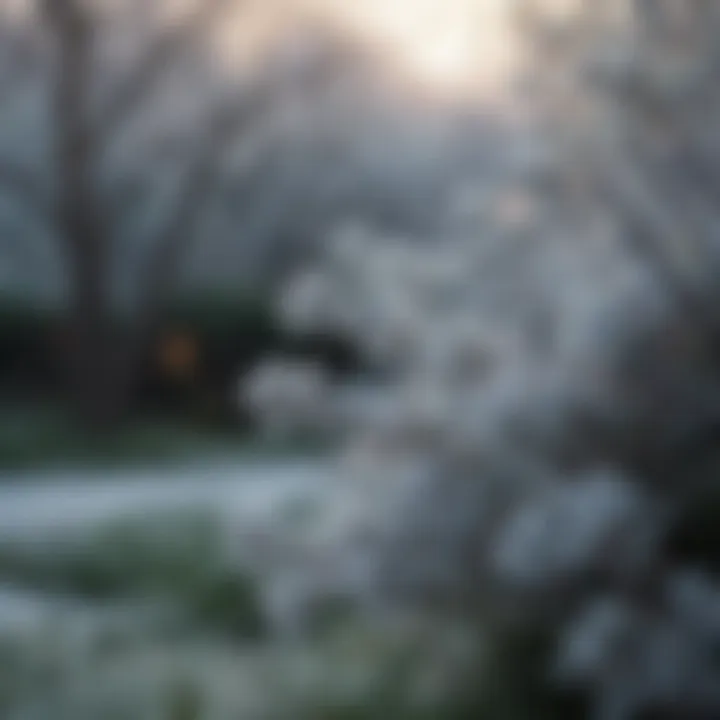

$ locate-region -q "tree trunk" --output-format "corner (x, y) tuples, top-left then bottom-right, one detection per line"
(65, 266), (128, 432)
(43, 0), (234, 431)
(47, 0), (126, 432)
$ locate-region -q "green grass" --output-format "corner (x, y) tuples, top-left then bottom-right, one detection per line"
(0, 513), (267, 640)
(0, 403), (328, 472)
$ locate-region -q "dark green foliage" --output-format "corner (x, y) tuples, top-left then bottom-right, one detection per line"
(298, 625), (578, 720)
(308, 624), (587, 720)
(0, 290), (360, 429)
(145, 290), (282, 426)
(0, 405), (279, 471)
(0, 290), (357, 468)
(465, 623), (588, 720)
(666, 483), (720, 577)
(157, 289), (360, 424)
(189, 572), (267, 641)
(320, 623), (588, 720)
(0, 294), (60, 401)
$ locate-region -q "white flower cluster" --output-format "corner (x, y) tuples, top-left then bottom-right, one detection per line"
(257, 175), (720, 719)
(241, 359), (333, 442)
(247, 3), (720, 716)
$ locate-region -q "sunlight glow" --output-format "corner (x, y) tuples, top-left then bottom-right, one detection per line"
(309, 0), (521, 96)
(212, 0), (523, 100)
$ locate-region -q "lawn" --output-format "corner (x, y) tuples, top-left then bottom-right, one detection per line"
(0, 403), (327, 473)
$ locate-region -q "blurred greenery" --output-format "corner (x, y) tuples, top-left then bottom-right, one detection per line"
(302, 622), (588, 720)
(0, 513), (267, 640)
(0, 290), (359, 422)
(0, 290), (354, 470)
(0, 294), (59, 402)
(468, 623), (588, 720)
(0, 402), (329, 471)
(0, 585), (588, 720)
(166, 677), (205, 720)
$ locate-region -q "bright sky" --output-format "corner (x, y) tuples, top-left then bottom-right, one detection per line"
(215, 0), (523, 99)
(312, 0), (520, 92)
(1, 0), (524, 100)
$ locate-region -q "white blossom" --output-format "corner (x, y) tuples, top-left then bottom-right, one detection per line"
(242, 4), (720, 716)
(241, 359), (332, 441)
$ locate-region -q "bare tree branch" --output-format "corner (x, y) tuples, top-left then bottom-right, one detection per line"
(128, 39), (339, 328)
(93, 0), (232, 144)
(43, 0), (105, 254)
(104, 136), (195, 234)
(140, 93), (271, 317)
(105, 81), (279, 411)
(32, 0), (295, 424)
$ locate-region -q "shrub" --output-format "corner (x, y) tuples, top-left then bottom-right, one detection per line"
(246, 4), (720, 717)
(143, 290), (360, 426)
(0, 513), (267, 640)
(0, 294), (60, 400)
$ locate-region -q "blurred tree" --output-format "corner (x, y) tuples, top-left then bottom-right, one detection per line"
(0, 0), (288, 429)
(0, 0), (532, 430)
